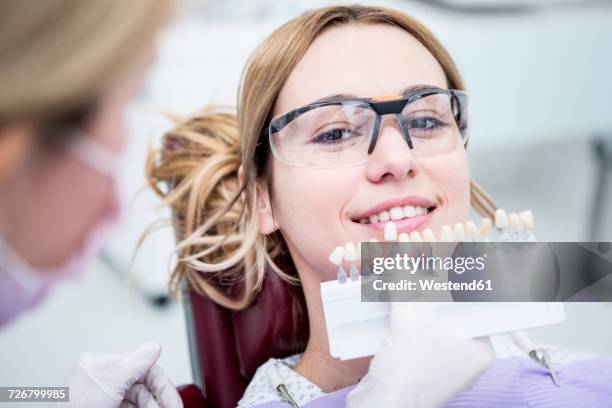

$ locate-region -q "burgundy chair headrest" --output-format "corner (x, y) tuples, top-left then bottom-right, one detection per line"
(186, 256), (308, 408)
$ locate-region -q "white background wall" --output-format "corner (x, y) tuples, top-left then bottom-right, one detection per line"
(1, 0), (611, 395)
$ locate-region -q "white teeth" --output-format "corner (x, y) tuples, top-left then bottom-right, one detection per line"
(358, 206), (430, 224)
(398, 233), (410, 242)
(508, 213), (523, 231)
(344, 242), (357, 262)
(389, 207), (404, 220)
(519, 210), (534, 230)
(329, 246), (345, 265)
(495, 209), (509, 228)
(404, 205), (417, 217)
(384, 222), (398, 240)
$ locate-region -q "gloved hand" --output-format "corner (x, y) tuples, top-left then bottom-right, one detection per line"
(346, 302), (494, 408)
(61, 341), (183, 408)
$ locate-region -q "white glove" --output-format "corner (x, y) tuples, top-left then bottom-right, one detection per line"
(61, 341), (183, 408)
(346, 303), (494, 408)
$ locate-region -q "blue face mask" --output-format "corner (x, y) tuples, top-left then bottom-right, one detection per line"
(0, 132), (124, 327)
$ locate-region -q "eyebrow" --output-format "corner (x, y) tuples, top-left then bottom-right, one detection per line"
(309, 84), (444, 104)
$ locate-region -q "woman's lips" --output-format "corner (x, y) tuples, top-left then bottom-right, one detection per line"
(356, 209), (434, 234)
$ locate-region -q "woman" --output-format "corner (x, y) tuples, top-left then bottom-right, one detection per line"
(0, 1), (182, 406)
(147, 5), (612, 407)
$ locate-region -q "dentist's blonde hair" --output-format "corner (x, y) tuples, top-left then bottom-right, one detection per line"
(0, 0), (174, 126)
(146, 5), (497, 309)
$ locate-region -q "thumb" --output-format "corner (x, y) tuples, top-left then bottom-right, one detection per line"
(103, 341), (161, 395)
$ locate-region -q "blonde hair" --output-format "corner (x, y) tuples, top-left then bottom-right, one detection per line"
(0, 0), (174, 125)
(146, 5), (497, 310)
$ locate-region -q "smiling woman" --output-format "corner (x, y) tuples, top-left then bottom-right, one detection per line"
(141, 5), (612, 408)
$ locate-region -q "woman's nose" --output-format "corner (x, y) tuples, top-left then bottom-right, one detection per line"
(364, 116), (416, 183)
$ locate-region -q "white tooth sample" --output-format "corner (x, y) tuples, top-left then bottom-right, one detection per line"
(369, 238), (378, 242)
(409, 231), (423, 242)
(329, 246), (345, 265)
(495, 209), (509, 228)
(422, 228), (436, 242)
(465, 220), (478, 240)
(384, 221), (398, 240)
(344, 242), (357, 262)
(379, 210), (390, 222)
(404, 205), (417, 217)
(369, 214), (379, 224)
(398, 233), (410, 242)
(519, 210), (535, 230)
(508, 213), (523, 231)
(479, 218), (493, 237)
(440, 225), (453, 242)
(453, 222), (466, 241)
(389, 206), (404, 220)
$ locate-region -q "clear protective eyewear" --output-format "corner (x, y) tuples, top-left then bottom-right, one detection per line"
(267, 87), (469, 168)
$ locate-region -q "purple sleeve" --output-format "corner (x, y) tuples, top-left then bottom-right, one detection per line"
(250, 357), (612, 408)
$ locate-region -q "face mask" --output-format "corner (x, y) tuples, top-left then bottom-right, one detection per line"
(0, 132), (125, 327)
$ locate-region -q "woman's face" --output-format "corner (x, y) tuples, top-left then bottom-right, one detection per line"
(0, 50), (152, 270)
(262, 23), (471, 281)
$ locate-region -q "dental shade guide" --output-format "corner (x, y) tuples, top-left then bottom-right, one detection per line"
(321, 210), (565, 361)
(329, 245), (347, 284)
(520, 210), (537, 242)
(479, 218), (493, 242)
(508, 213), (524, 242)
(495, 209), (512, 242)
(345, 242), (360, 281)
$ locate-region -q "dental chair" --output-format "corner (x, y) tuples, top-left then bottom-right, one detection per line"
(177, 256), (309, 408)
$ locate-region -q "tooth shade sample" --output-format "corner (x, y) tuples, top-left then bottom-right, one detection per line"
(384, 222), (398, 241)
(495, 209), (509, 228)
(356, 241), (364, 259)
(465, 220), (478, 240)
(440, 225), (453, 242)
(409, 231), (423, 242)
(422, 228), (436, 242)
(453, 223), (466, 241)
(508, 213), (524, 231)
(344, 242), (357, 262)
(329, 246), (344, 265)
(398, 233), (410, 242)
(519, 210), (535, 230)
(479, 218), (492, 237)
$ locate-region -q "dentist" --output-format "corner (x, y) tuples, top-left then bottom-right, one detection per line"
(0, 1), (181, 406)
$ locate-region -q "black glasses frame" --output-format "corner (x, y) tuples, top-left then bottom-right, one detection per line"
(267, 87), (469, 158)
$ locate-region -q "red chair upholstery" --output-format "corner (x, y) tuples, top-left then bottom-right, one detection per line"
(178, 258), (309, 408)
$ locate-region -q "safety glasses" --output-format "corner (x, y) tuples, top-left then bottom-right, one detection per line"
(266, 87), (469, 168)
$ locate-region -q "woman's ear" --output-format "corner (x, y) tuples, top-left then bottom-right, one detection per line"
(0, 124), (35, 186)
(256, 182), (278, 235)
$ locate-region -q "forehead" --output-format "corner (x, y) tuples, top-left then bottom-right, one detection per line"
(274, 23), (449, 117)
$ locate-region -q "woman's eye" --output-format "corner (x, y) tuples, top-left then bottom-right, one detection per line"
(409, 117), (444, 130)
(312, 128), (355, 144)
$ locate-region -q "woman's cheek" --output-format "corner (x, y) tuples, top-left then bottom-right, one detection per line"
(432, 150), (471, 222)
(272, 166), (355, 276)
